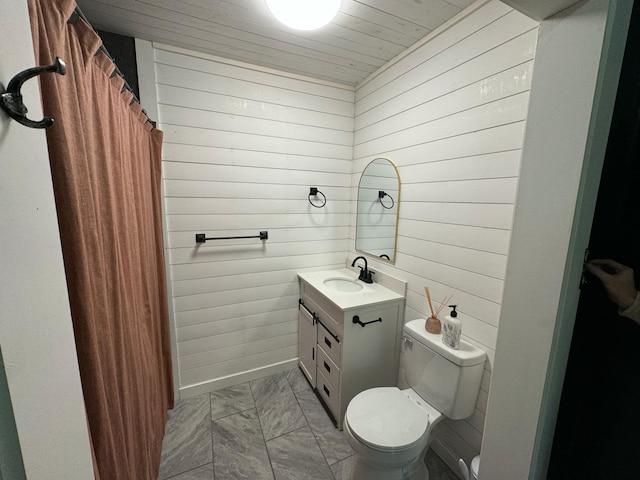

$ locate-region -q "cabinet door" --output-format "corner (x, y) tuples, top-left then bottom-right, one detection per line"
(298, 304), (317, 387)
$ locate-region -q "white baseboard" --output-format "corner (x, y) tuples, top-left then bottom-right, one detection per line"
(431, 438), (464, 479)
(178, 359), (299, 399)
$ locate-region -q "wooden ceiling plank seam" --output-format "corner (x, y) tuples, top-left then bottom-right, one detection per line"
(82, 0), (388, 70)
(145, 0), (397, 63)
(80, 5), (375, 80)
(332, 12), (428, 48)
(75, 0), (485, 88)
(83, 10), (363, 85)
(166, 0), (413, 59)
(355, 0), (463, 30)
(341, 0), (433, 36)
(196, 0), (421, 34)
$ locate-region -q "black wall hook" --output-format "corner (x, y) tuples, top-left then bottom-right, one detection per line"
(0, 57), (67, 129)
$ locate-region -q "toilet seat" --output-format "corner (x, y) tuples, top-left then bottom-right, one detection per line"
(345, 387), (430, 452)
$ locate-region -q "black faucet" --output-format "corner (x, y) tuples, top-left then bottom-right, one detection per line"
(351, 256), (374, 283)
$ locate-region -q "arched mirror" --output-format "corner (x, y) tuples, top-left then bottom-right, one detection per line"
(355, 158), (400, 262)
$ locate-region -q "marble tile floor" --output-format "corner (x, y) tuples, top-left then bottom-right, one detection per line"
(158, 367), (459, 480)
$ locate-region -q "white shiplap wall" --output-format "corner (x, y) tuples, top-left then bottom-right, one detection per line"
(153, 44), (355, 395)
(144, 0), (538, 468)
(351, 0), (538, 468)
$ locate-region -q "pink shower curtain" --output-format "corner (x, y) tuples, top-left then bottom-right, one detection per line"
(28, 0), (174, 478)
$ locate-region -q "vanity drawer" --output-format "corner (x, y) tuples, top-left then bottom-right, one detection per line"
(316, 345), (340, 391)
(317, 321), (342, 367)
(316, 368), (340, 420)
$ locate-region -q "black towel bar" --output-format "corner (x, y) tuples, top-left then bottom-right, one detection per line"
(195, 231), (268, 243)
(352, 315), (382, 327)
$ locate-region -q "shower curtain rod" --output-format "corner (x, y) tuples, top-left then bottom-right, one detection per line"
(68, 6), (156, 128)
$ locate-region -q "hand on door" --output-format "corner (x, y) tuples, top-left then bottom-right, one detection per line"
(586, 259), (639, 321)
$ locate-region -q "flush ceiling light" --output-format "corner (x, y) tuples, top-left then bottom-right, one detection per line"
(266, 0), (341, 31)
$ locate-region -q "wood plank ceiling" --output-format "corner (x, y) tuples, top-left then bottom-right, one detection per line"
(76, 0), (476, 86)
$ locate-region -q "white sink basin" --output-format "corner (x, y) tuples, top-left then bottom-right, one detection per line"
(323, 277), (364, 293)
(298, 269), (405, 310)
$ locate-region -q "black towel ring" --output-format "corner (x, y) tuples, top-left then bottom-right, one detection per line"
(0, 57), (67, 129)
(308, 187), (326, 208)
(378, 190), (395, 210)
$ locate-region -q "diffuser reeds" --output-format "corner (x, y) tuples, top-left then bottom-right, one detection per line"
(424, 287), (452, 334)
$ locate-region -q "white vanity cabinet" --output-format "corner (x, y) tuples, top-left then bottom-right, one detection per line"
(297, 269), (405, 429)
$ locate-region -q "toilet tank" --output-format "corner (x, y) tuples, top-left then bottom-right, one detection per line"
(402, 319), (486, 420)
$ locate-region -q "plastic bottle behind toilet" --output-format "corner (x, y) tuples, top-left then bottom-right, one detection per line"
(441, 305), (461, 349)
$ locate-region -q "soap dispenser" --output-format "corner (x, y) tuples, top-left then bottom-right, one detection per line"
(442, 305), (461, 349)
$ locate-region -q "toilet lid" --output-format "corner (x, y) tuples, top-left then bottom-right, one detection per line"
(346, 387), (430, 452)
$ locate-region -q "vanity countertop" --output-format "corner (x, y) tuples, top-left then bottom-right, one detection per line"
(298, 268), (405, 310)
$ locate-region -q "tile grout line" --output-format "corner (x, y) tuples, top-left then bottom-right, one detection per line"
(291, 380), (334, 467)
(208, 392), (214, 480)
(288, 369), (342, 480)
(249, 377), (277, 480)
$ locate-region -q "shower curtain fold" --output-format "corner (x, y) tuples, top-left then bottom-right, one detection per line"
(27, 1), (174, 479)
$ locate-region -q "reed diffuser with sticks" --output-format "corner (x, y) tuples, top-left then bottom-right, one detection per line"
(424, 287), (452, 334)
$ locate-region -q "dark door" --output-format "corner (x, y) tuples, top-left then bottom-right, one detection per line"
(548, 2), (640, 478)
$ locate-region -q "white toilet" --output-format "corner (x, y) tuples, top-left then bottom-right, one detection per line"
(343, 319), (486, 480)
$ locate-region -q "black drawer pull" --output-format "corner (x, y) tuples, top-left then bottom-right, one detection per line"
(323, 361), (330, 373)
(352, 315), (382, 327)
(323, 385), (330, 397)
(324, 337), (332, 348)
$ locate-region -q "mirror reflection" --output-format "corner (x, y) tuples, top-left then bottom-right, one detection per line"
(355, 158), (400, 262)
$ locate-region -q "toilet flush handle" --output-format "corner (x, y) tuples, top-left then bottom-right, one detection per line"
(401, 336), (413, 348)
